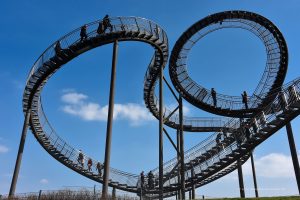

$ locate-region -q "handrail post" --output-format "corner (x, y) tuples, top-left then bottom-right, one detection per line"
(101, 40), (118, 199)
(9, 109), (31, 197)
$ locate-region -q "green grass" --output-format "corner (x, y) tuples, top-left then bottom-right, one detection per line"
(206, 196), (300, 200)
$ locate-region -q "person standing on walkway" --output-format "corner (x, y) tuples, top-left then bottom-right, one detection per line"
(77, 150), (84, 167)
(242, 91), (248, 109)
(140, 171), (145, 189)
(148, 171), (154, 189)
(102, 14), (113, 32)
(80, 25), (88, 41)
(87, 158), (93, 172)
(96, 162), (102, 177)
(54, 41), (62, 56)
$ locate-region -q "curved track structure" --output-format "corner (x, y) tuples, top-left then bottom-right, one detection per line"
(169, 10), (288, 118)
(22, 11), (300, 199)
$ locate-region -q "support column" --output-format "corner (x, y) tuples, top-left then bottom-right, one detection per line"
(179, 96), (185, 199)
(101, 40), (118, 199)
(93, 185), (96, 200)
(237, 159), (245, 198)
(192, 185), (195, 199)
(191, 168), (195, 199)
(189, 190), (192, 200)
(158, 60), (164, 200)
(9, 109), (31, 197)
(177, 129), (182, 200)
(250, 152), (259, 197)
(286, 122), (300, 194)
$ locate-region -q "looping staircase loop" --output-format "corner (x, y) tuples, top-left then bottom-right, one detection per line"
(22, 12), (300, 198)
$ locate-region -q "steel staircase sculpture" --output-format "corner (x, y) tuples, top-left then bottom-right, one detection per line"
(22, 11), (300, 199)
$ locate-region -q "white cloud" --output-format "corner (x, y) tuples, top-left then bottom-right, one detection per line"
(0, 145), (9, 153)
(40, 179), (49, 184)
(243, 153), (296, 178)
(61, 92), (88, 104)
(61, 92), (155, 126)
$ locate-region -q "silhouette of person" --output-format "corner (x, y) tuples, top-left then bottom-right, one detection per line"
(54, 41), (62, 56)
(216, 132), (222, 145)
(148, 171), (154, 189)
(97, 21), (104, 34)
(211, 88), (217, 107)
(80, 25), (88, 41)
(96, 162), (102, 177)
(77, 150), (84, 167)
(87, 158), (93, 172)
(102, 14), (113, 32)
(140, 171), (145, 188)
(244, 123), (251, 140)
(242, 91), (248, 109)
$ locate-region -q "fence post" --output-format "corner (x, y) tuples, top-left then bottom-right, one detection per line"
(94, 185), (96, 200)
(38, 190), (42, 200)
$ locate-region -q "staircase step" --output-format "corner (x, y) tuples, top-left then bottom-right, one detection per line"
(268, 119), (283, 126)
(290, 101), (300, 108)
(260, 126), (273, 132)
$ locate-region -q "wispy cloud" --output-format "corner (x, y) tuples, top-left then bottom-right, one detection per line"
(243, 153), (297, 178)
(40, 179), (49, 184)
(61, 92), (155, 126)
(219, 153), (298, 182)
(61, 92), (88, 105)
(0, 145), (9, 153)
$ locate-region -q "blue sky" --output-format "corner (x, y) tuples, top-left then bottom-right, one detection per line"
(1, 0), (300, 198)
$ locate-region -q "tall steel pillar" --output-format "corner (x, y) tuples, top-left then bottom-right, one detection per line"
(192, 185), (195, 199)
(286, 122), (300, 194)
(250, 152), (259, 197)
(158, 60), (164, 200)
(177, 129), (182, 200)
(191, 168), (195, 199)
(101, 40), (118, 199)
(280, 90), (300, 194)
(179, 96), (185, 199)
(237, 159), (245, 198)
(9, 109), (31, 197)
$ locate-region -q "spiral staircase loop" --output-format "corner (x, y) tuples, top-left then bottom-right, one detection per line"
(22, 13), (300, 198)
(169, 10), (288, 118)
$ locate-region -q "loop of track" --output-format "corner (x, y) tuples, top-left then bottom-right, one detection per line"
(169, 10), (288, 118)
(22, 13), (300, 198)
